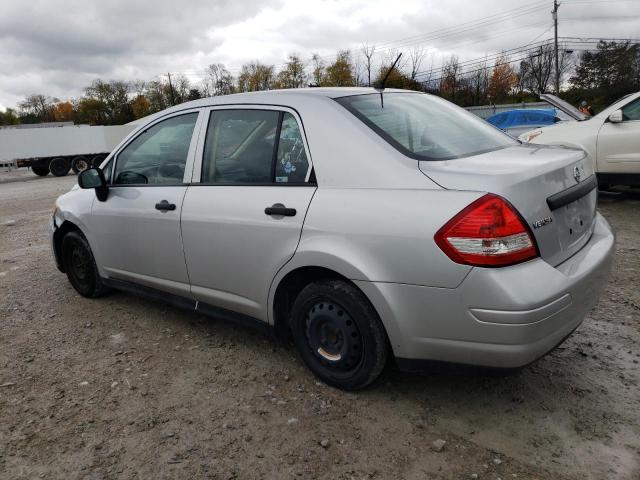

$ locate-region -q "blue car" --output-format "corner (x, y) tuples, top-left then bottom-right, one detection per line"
(486, 109), (567, 137)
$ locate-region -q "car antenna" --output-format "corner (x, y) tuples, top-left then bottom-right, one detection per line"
(374, 52), (402, 108)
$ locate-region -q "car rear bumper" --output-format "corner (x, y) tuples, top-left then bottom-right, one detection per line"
(355, 212), (615, 368)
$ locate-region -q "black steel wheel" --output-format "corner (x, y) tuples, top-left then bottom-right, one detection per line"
(290, 279), (388, 390)
(49, 157), (71, 177)
(31, 165), (49, 176)
(61, 231), (108, 298)
(71, 155), (90, 174)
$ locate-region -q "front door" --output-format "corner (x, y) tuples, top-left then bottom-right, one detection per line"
(181, 107), (316, 321)
(89, 110), (202, 297)
(597, 97), (640, 175)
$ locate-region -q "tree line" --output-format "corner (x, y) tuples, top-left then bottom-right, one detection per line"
(1, 41), (638, 126)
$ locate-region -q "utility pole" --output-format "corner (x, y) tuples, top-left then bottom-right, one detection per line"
(167, 72), (176, 106)
(553, 0), (560, 94)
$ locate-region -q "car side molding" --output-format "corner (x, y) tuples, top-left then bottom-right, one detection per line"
(102, 277), (273, 337)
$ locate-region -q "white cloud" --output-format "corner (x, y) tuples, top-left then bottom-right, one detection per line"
(1, 0), (638, 109)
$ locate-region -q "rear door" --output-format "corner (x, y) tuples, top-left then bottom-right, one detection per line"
(181, 106), (316, 321)
(89, 109), (203, 297)
(596, 96), (640, 174)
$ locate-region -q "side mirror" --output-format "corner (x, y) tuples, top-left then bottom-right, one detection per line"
(608, 109), (623, 123)
(78, 168), (108, 201)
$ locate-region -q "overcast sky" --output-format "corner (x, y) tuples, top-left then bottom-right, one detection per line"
(1, 0), (639, 109)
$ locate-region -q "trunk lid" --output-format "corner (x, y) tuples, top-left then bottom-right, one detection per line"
(420, 144), (597, 266)
(540, 93), (588, 121)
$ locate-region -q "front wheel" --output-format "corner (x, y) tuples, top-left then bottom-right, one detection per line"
(61, 231), (108, 298)
(289, 280), (388, 390)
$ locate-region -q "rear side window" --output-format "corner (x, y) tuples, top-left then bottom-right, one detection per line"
(337, 93), (516, 161)
(201, 109), (310, 184)
(114, 113), (198, 185)
(275, 112), (309, 183)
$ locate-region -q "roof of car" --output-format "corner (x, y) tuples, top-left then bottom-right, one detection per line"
(127, 88), (422, 125)
(127, 87), (422, 125)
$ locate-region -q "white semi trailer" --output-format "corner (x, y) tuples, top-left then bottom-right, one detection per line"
(0, 124), (135, 176)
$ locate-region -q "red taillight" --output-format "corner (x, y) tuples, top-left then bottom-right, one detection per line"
(434, 194), (538, 267)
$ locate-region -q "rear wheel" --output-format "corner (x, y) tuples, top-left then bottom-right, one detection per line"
(32, 165), (49, 176)
(71, 155), (90, 174)
(91, 154), (107, 168)
(61, 231), (108, 298)
(49, 157), (71, 177)
(290, 279), (388, 390)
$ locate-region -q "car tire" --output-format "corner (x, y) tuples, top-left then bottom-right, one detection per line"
(71, 156), (90, 174)
(32, 165), (49, 176)
(61, 231), (109, 298)
(91, 154), (107, 168)
(289, 279), (388, 390)
(49, 157), (71, 177)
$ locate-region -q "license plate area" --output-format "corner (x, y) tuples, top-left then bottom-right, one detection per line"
(554, 191), (597, 252)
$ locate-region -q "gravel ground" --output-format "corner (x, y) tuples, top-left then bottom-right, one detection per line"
(1, 171), (638, 480)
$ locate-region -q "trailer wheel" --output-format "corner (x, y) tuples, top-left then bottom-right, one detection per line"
(32, 165), (50, 176)
(71, 156), (90, 174)
(91, 154), (107, 168)
(49, 157), (72, 177)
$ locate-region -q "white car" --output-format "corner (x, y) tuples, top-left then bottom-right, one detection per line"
(520, 92), (640, 187)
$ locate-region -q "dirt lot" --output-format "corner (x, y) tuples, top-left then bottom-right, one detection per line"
(1, 171), (638, 480)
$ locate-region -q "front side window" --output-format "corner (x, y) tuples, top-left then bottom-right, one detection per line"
(337, 93), (517, 161)
(622, 98), (640, 121)
(201, 109), (311, 184)
(114, 113), (198, 185)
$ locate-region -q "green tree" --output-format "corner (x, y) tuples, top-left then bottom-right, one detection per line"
(322, 50), (355, 87)
(0, 108), (20, 126)
(569, 41), (640, 109)
(237, 62), (274, 92)
(274, 54), (307, 89)
(83, 80), (132, 124)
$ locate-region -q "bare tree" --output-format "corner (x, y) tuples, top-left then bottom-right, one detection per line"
(309, 53), (324, 86)
(408, 47), (426, 80)
(18, 94), (58, 121)
(360, 43), (376, 86)
(440, 55), (461, 100)
(203, 63), (235, 96)
(520, 45), (554, 95)
(467, 57), (489, 105)
(520, 44), (573, 95)
(383, 48), (407, 71)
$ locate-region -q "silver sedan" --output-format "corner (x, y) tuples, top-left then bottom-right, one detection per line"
(51, 88), (615, 390)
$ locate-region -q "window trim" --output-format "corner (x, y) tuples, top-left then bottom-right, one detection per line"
(109, 108), (204, 187)
(192, 104), (314, 185)
(620, 97), (640, 123)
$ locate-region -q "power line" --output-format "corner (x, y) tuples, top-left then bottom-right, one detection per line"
(418, 40), (640, 86)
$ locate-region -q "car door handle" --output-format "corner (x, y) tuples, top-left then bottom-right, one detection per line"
(155, 200), (176, 211)
(265, 204), (296, 217)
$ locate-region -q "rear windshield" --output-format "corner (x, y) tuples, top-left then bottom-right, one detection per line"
(336, 93), (517, 161)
